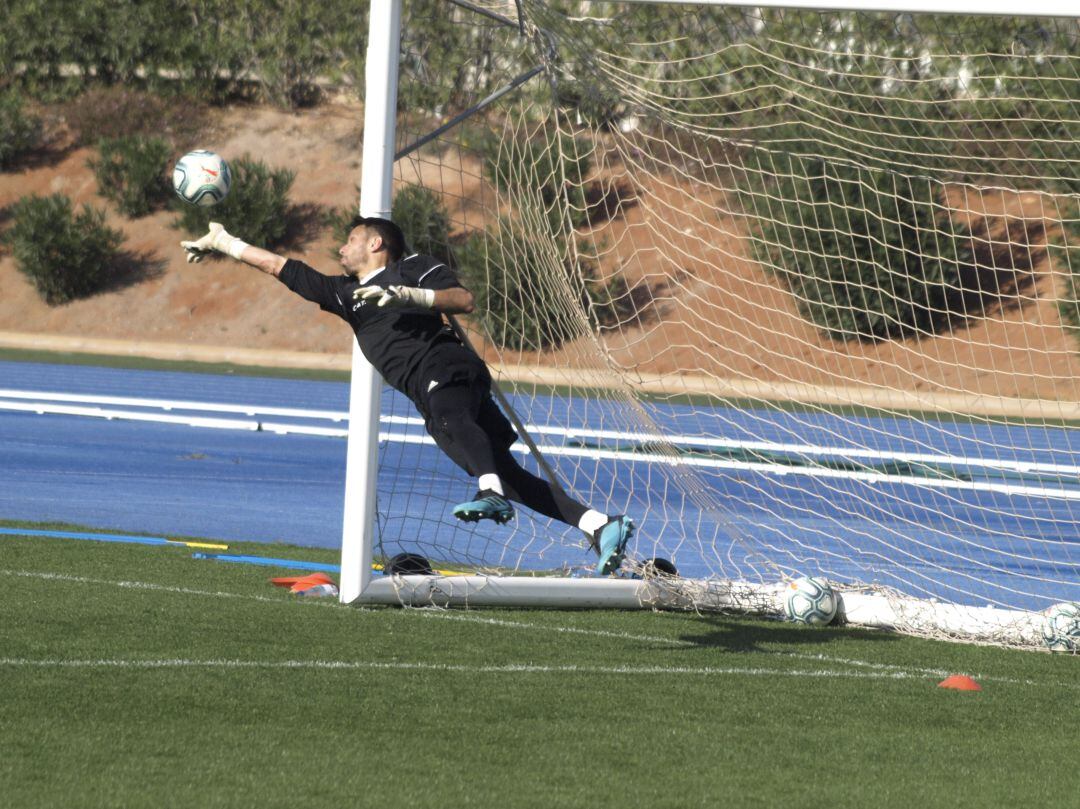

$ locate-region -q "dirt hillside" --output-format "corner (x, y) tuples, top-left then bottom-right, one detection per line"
(2, 99), (1079, 405)
(0, 102), (366, 358)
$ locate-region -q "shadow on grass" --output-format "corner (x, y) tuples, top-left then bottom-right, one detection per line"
(678, 613), (897, 652)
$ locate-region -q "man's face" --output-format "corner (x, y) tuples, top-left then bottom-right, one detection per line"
(338, 226), (379, 275)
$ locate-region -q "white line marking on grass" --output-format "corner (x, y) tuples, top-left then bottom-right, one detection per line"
(8, 569), (1071, 689)
(0, 657), (934, 681)
(400, 610), (1074, 689)
(0, 568), (345, 610)
(784, 652), (962, 678)
(2, 568), (693, 647)
(0, 657), (1069, 690)
(781, 653), (1052, 688)
(779, 652), (1073, 688)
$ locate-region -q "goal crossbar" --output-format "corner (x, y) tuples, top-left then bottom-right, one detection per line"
(603, 0), (1073, 18)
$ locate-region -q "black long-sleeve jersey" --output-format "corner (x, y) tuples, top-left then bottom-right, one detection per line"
(277, 254), (471, 400)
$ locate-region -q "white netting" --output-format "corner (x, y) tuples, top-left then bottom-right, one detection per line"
(374, 1), (1080, 649)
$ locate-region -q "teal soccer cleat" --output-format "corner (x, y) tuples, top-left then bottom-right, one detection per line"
(594, 515), (634, 575)
(452, 489), (515, 525)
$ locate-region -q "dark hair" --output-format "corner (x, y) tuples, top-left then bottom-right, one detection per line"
(348, 215), (406, 261)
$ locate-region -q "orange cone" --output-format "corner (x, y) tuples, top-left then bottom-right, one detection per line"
(271, 572), (335, 591)
(938, 674), (982, 691)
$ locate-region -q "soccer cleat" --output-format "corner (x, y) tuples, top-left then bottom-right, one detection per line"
(452, 489), (515, 525)
(594, 515), (634, 575)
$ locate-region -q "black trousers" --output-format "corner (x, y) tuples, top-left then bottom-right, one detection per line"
(413, 345), (588, 528)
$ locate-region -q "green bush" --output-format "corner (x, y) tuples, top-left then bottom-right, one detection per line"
(88, 136), (173, 217)
(0, 92), (43, 169)
(392, 186), (452, 263)
(174, 154), (295, 248)
(5, 194), (125, 305)
(740, 155), (1029, 342)
(454, 218), (642, 351)
(454, 223), (582, 351)
(485, 131), (594, 230)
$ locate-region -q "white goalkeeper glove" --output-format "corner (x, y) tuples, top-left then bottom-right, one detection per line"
(180, 222), (249, 263)
(353, 284), (435, 309)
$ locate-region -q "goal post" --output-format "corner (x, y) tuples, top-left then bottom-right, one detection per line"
(341, 0), (1080, 651)
(339, 0), (401, 604)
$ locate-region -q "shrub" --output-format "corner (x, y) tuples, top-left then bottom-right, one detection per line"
(0, 92), (43, 169)
(741, 155), (1016, 342)
(5, 194), (124, 305)
(392, 185), (452, 263)
(485, 130), (594, 230)
(174, 154), (295, 249)
(88, 136), (173, 217)
(454, 223), (582, 351)
(454, 219), (642, 351)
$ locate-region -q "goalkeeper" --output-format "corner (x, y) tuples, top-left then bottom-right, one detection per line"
(181, 216), (634, 574)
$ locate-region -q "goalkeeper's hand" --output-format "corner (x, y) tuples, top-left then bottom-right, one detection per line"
(180, 222), (249, 263)
(353, 284), (435, 308)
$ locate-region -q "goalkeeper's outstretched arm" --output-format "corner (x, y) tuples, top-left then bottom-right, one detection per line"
(179, 222), (474, 314)
(180, 222), (286, 276)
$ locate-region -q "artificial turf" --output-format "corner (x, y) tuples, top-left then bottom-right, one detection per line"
(1, 524), (1076, 808)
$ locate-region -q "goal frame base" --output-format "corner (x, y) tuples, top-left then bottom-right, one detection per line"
(351, 575), (1044, 647)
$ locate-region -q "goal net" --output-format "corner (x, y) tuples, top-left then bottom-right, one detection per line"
(361, 0), (1080, 649)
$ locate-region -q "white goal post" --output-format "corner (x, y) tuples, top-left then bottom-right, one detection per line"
(340, 0), (1080, 651)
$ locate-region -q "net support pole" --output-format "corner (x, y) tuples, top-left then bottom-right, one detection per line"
(340, 0), (402, 605)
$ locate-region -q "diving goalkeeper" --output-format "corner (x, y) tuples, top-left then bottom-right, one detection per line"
(180, 216), (634, 574)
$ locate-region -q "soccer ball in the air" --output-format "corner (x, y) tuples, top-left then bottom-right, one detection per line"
(172, 150), (231, 206)
(1041, 602), (1080, 653)
(783, 576), (838, 625)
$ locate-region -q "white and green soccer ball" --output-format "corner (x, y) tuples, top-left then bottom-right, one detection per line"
(1041, 602), (1080, 653)
(783, 576), (838, 626)
(172, 150), (231, 207)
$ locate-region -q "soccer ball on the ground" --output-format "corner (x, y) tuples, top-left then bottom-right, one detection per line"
(783, 576), (838, 625)
(1041, 602), (1080, 653)
(172, 150), (231, 206)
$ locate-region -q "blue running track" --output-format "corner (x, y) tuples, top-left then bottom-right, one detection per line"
(0, 360), (1077, 610)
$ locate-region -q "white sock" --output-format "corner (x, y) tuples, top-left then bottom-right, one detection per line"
(478, 474), (504, 496)
(577, 510), (609, 535)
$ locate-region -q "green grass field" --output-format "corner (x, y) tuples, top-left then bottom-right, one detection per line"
(1, 523), (1076, 808)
